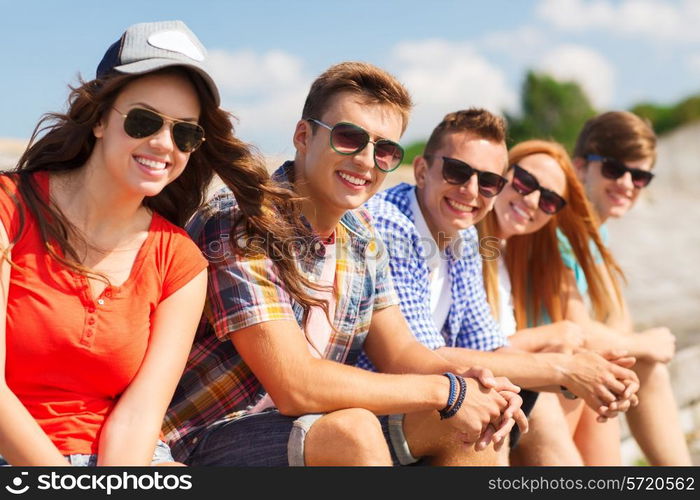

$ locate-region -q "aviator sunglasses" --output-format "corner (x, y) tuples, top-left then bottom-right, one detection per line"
(113, 107), (205, 153)
(587, 154), (654, 188)
(510, 164), (567, 215)
(306, 118), (404, 172)
(426, 155), (507, 198)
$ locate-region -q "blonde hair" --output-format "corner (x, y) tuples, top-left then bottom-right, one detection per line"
(478, 140), (625, 327)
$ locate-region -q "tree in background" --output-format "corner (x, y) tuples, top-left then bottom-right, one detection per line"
(402, 140), (426, 166)
(632, 95), (700, 136)
(506, 71), (596, 153)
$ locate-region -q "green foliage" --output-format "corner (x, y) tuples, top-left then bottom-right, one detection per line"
(632, 94), (700, 135)
(506, 71), (596, 153)
(403, 139), (426, 165)
(398, 70), (700, 162)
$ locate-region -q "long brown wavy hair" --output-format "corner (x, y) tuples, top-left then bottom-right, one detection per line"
(3, 67), (327, 319)
(478, 140), (625, 327)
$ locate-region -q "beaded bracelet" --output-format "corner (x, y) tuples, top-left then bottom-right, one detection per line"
(439, 374), (467, 420)
(439, 372), (458, 416)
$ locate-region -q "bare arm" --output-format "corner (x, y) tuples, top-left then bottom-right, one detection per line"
(96, 269), (207, 465)
(436, 344), (637, 417)
(232, 305), (526, 442)
(507, 321), (586, 354)
(0, 223), (69, 465)
(364, 305), (528, 442)
(564, 269), (675, 363)
(436, 346), (566, 391)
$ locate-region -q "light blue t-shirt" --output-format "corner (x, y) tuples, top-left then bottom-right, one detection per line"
(529, 225), (608, 327)
(556, 224), (609, 297)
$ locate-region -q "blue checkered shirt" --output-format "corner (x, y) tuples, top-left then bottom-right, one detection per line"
(356, 183), (507, 370)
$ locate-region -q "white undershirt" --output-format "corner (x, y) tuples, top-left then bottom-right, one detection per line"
(409, 188), (452, 331)
(497, 256), (517, 337)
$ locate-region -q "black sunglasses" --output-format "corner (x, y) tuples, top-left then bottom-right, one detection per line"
(426, 155), (507, 198)
(510, 164), (567, 215)
(307, 118), (404, 172)
(113, 107), (205, 153)
(587, 154), (654, 188)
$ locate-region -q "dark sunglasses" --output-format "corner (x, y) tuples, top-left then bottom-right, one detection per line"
(426, 155), (507, 198)
(587, 154), (654, 188)
(510, 164), (567, 215)
(113, 107), (205, 153)
(307, 118), (404, 172)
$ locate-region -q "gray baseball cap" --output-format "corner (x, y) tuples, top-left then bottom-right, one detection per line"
(96, 20), (220, 105)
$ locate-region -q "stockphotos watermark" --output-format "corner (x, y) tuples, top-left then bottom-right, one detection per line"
(202, 230), (502, 263)
(3, 470), (192, 496)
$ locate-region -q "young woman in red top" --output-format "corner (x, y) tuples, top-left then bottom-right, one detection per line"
(0, 20), (290, 466)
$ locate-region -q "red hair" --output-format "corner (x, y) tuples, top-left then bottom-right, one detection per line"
(478, 140), (624, 327)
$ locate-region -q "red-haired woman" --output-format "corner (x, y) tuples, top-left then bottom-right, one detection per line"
(478, 140), (639, 465)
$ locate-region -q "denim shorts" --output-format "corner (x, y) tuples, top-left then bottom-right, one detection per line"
(0, 440), (173, 466)
(182, 409), (417, 466)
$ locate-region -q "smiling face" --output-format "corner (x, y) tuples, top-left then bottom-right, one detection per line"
(414, 132), (507, 241)
(494, 153), (567, 240)
(91, 71), (201, 198)
(576, 156), (653, 223)
(293, 91), (404, 225)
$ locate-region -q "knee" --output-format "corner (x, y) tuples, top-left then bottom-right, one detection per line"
(636, 359), (671, 387)
(305, 409), (391, 466)
(321, 408), (384, 443)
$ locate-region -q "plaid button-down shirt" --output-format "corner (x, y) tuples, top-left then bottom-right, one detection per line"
(163, 162), (399, 460)
(356, 183), (507, 371)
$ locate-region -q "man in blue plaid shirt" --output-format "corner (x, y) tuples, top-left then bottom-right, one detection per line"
(358, 109), (510, 361)
(358, 109), (641, 463)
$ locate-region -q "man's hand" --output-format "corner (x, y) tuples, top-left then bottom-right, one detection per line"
(561, 349), (639, 419)
(477, 387), (528, 451)
(449, 371), (526, 450)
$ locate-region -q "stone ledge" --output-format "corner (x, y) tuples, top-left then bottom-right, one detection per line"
(621, 345), (700, 465)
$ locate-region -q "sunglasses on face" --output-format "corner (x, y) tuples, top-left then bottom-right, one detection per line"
(510, 164), (567, 215)
(306, 118), (404, 172)
(113, 107), (205, 153)
(587, 154), (654, 188)
(426, 155), (507, 198)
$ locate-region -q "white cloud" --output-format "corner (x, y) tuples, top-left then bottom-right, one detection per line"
(537, 0), (700, 43)
(480, 26), (548, 61)
(204, 42), (518, 152)
(208, 49), (306, 95)
(207, 49), (312, 154)
(537, 44), (616, 109)
(390, 39), (517, 142)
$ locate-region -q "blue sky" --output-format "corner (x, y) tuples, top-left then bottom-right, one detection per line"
(2, 0), (699, 156)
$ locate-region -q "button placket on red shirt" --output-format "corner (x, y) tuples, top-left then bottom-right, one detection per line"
(78, 278), (112, 347)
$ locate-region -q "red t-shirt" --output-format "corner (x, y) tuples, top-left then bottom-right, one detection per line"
(0, 172), (208, 455)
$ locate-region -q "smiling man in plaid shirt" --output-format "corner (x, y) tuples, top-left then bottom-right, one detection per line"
(163, 64), (527, 466)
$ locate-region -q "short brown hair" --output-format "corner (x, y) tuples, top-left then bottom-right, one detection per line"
(573, 111), (657, 165)
(424, 108), (507, 156)
(301, 61), (413, 133)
